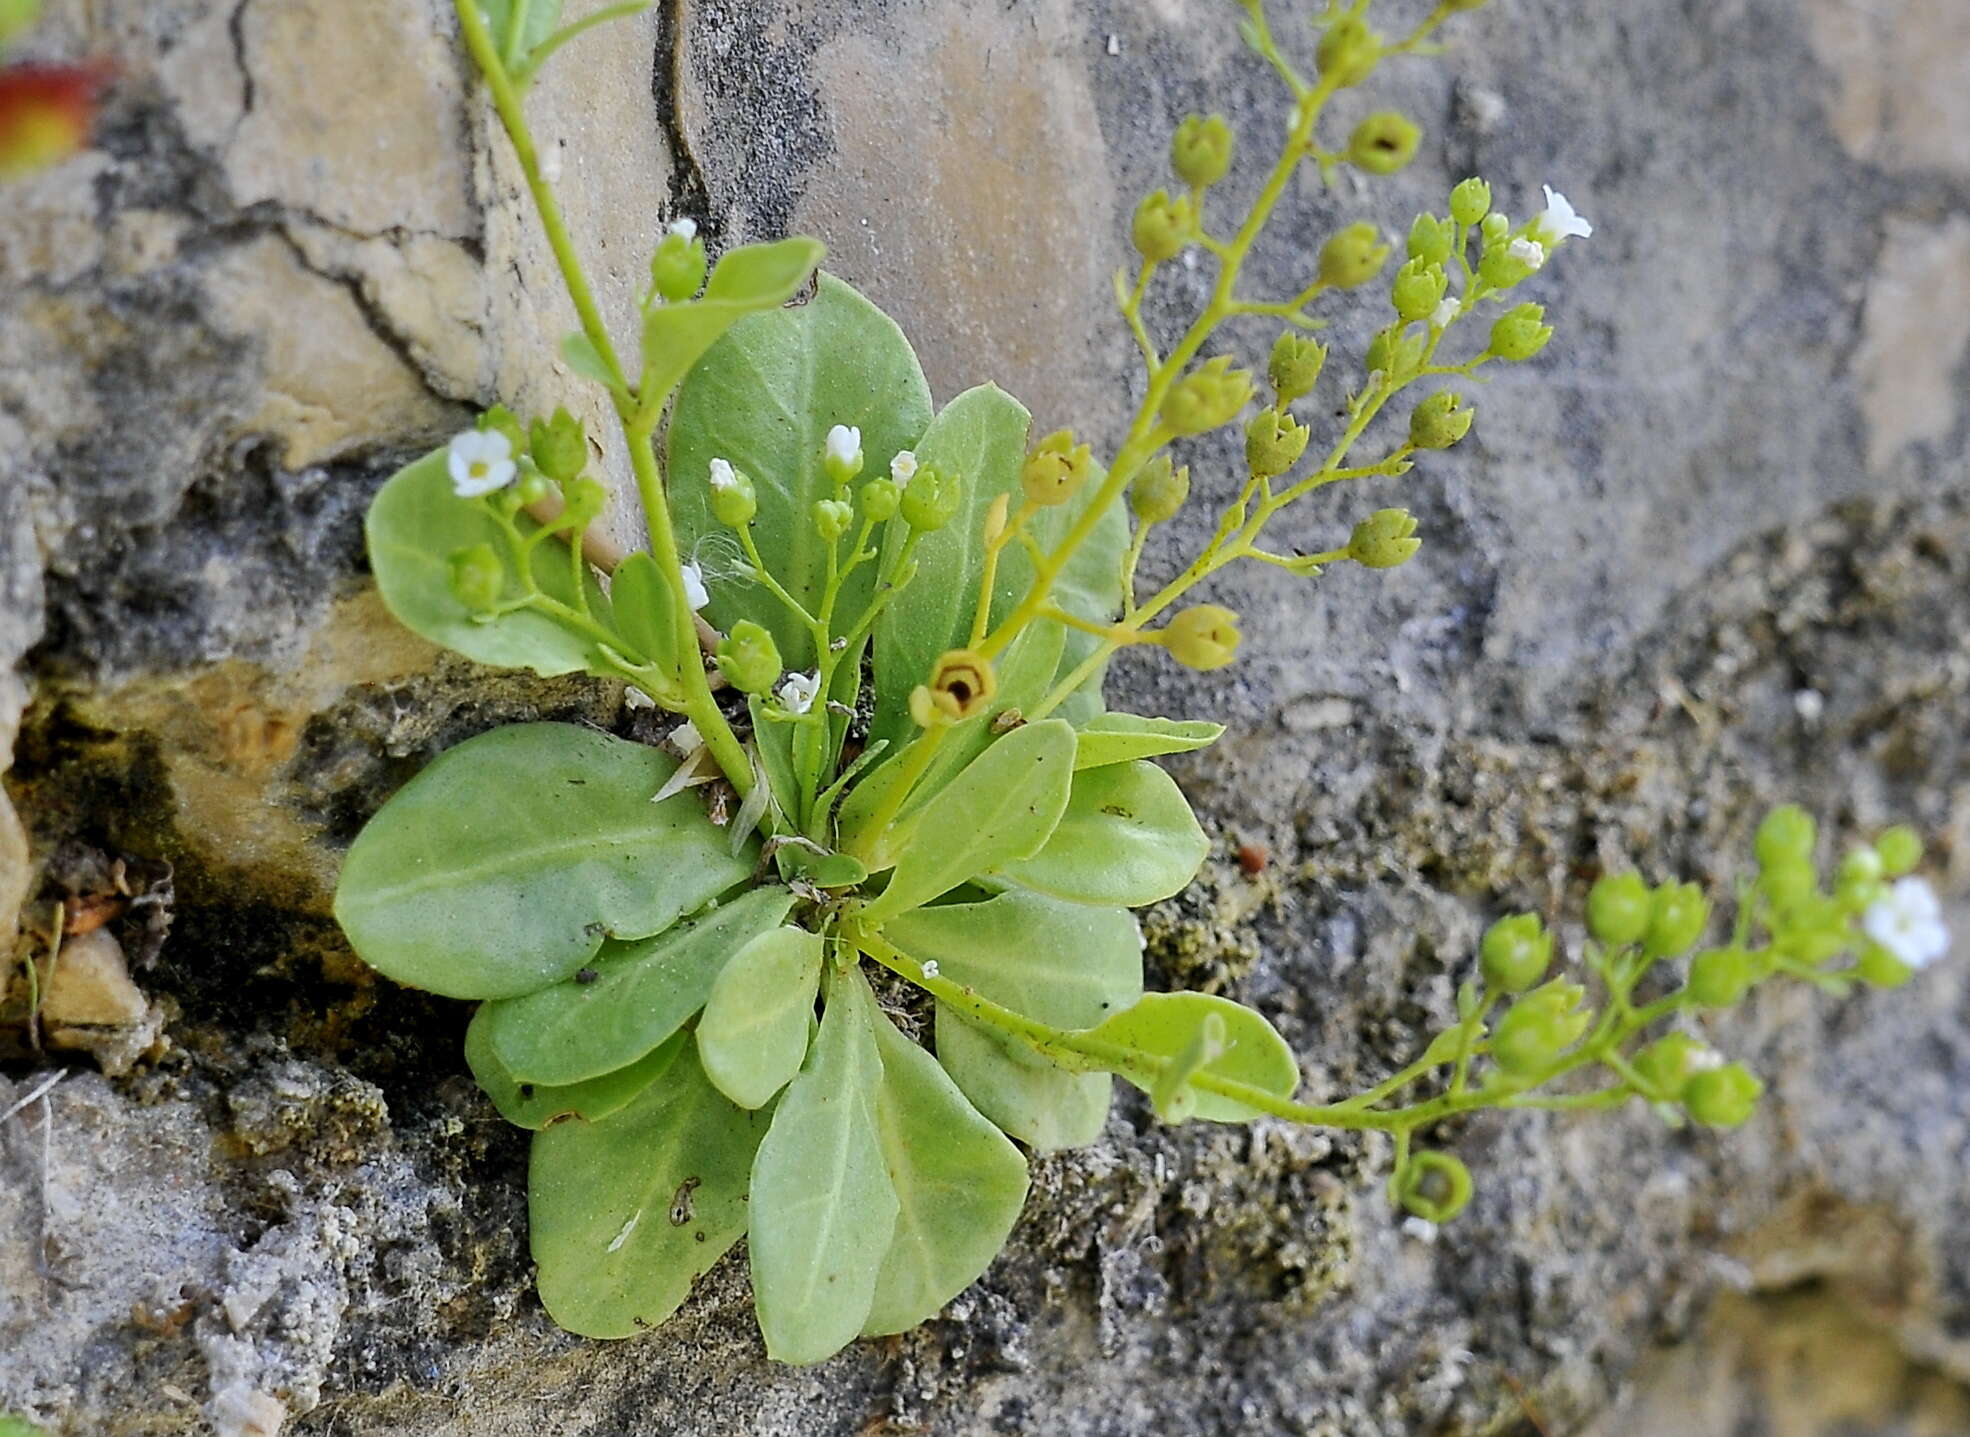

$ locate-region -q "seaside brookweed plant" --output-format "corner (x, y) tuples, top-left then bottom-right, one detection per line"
(330, 0), (1951, 1363)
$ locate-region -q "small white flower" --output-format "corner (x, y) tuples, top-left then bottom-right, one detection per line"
(447, 428), (516, 498)
(890, 449), (919, 487)
(709, 457), (738, 491)
(778, 671), (820, 715)
(825, 424), (862, 469)
(1507, 237), (1547, 272)
(679, 562), (710, 611)
(1686, 1045), (1724, 1073)
(667, 217), (698, 242)
(1864, 876), (1949, 970)
(1430, 297), (1460, 330)
(1532, 185), (1592, 244)
(920, 959), (940, 980)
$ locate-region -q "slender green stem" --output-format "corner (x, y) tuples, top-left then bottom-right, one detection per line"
(454, 0), (752, 795)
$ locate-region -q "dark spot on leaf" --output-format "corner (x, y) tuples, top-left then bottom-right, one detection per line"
(1101, 804), (1133, 818)
(575, 967), (599, 984)
(518, 1084), (535, 1099)
(669, 1175), (702, 1226)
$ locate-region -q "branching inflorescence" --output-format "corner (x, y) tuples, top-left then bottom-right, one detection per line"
(327, 0), (1950, 1363)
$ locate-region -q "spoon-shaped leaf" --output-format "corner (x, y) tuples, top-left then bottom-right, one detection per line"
(698, 925), (824, 1109)
(995, 759), (1209, 907)
(531, 1037), (769, 1339)
(481, 886), (794, 1085)
(856, 719), (1076, 923)
(465, 1010), (683, 1131)
(748, 965), (898, 1363)
(334, 723), (754, 999)
(862, 1010), (1029, 1335)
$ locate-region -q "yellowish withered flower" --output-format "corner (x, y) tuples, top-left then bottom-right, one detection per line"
(909, 648), (999, 727)
(1159, 605), (1242, 671)
(1020, 429), (1095, 507)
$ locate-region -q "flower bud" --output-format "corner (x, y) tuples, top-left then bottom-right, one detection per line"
(447, 543), (504, 613)
(1244, 407), (1310, 479)
(1161, 605), (1241, 671)
(560, 475), (607, 527)
(1365, 329), (1426, 382)
(1838, 846), (1884, 887)
(1267, 332), (1328, 404)
(1643, 881), (1710, 958)
(1160, 355), (1255, 436)
(1409, 390), (1475, 450)
(1393, 1150), (1473, 1223)
(1171, 112), (1233, 188)
(1318, 222), (1391, 290)
(1315, 15), (1381, 88)
(1407, 213), (1453, 268)
(649, 219), (708, 303)
(1132, 189), (1194, 263)
(1391, 258), (1449, 323)
(1682, 1062), (1763, 1128)
(1631, 1033), (1718, 1100)
(1686, 946), (1753, 1008)
(1129, 456), (1190, 524)
(1855, 941), (1915, 988)
(1491, 981), (1590, 1076)
(1449, 177), (1492, 227)
(479, 404), (527, 455)
(1347, 508), (1420, 570)
(715, 620), (783, 695)
(1874, 825), (1922, 876)
(1487, 302), (1554, 362)
(1347, 111), (1421, 175)
(909, 649), (998, 727)
(1755, 805), (1817, 869)
(1480, 913), (1552, 994)
(823, 424), (864, 487)
(812, 497), (854, 542)
(1586, 871), (1652, 945)
(1022, 429), (1094, 507)
(708, 456), (757, 527)
(900, 463), (962, 532)
(515, 470), (555, 507)
(858, 477), (900, 523)
(1479, 212), (1511, 249)
(1760, 858), (1817, 916)
(1478, 235), (1546, 288)
(528, 406), (587, 483)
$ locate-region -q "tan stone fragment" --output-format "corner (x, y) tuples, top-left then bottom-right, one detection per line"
(41, 929), (149, 1029)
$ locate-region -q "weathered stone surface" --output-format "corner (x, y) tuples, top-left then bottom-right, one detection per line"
(2, 0), (1968, 1434)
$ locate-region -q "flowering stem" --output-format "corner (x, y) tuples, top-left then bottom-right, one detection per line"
(451, 0), (752, 796)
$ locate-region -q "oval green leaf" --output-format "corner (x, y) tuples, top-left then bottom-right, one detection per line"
(531, 1037), (769, 1339)
(697, 925), (824, 1109)
(871, 384), (1031, 746)
(856, 719), (1077, 924)
(1072, 713), (1225, 770)
(668, 273), (931, 670)
(883, 888), (1144, 1030)
(639, 237), (827, 416)
(480, 886), (794, 1085)
(748, 965), (899, 1364)
(862, 1011), (1030, 1336)
(995, 759), (1208, 907)
(466, 1009), (683, 1130)
(365, 448), (614, 677)
(933, 1011), (1113, 1153)
(607, 551), (689, 683)
(334, 723), (755, 999)
(1083, 992), (1299, 1123)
